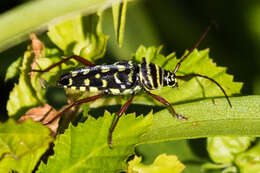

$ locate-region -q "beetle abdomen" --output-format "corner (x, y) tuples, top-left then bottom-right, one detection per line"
(57, 61), (141, 95)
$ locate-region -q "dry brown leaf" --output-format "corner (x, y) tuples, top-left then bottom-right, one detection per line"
(19, 104), (59, 134)
(30, 33), (44, 59)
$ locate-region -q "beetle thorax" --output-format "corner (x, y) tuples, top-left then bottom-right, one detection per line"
(138, 61), (166, 91)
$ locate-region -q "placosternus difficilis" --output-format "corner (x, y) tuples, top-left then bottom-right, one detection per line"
(32, 23), (232, 148)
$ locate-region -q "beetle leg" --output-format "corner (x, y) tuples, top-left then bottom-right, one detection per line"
(146, 91), (187, 120)
(31, 55), (95, 73)
(109, 94), (135, 148)
(43, 94), (106, 125)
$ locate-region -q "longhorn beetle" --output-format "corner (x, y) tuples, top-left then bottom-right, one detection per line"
(32, 24), (232, 148)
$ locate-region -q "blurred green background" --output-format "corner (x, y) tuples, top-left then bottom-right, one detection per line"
(1, 0), (260, 172)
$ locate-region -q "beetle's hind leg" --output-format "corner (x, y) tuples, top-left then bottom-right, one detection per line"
(109, 94), (135, 148)
(31, 55), (95, 73)
(43, 94), (106, 125)
(146, 91), (187, 120)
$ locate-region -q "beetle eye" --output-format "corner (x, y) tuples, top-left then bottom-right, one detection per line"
(167, 75), (177, 87)
(168, 78), (175, 86)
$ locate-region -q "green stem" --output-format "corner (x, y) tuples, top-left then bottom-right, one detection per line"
(0, 0), (129, 52)
(141, 96), (260, 144)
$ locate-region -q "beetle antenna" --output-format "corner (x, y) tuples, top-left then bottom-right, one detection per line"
(176, 73), (232, 107)
(173, 21), (215, 73)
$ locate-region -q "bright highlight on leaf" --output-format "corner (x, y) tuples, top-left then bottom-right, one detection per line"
(235, 142), (260, 173)
(5, 57), (22, 81)
(203, 137), (258, 173)
(0, 119), (53, 173)
(48, 13), (108, 62)
(207, 137), (255, 164)
(37, 111), (153, 173)
(128, 154), (185, 173)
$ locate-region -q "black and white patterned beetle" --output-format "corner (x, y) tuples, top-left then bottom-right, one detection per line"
(33, 24), (231, 147)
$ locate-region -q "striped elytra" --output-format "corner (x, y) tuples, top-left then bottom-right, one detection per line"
(57, 60), (178, 95)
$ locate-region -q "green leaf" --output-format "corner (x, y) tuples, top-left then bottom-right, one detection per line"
(132, 46), (243, 105)
(4, 56), (22, 81)
(47, 13), (108, 62)
(202, 163), (237, 173)
(37, 111), (153, 173)
(128, 154), (185, 173)
(0, 0), (128, 52)
(6, 49), (46, 118)
(0, 119), (53, 173)
(6, 12), (110, 118)
(235, 141), (260, 173)
(137, 140), (204, 164)
(207, 137), (255, 164)
(136, 140), (206, 173)
(112, 0), (128, 47)
(140, 96), (260, 144)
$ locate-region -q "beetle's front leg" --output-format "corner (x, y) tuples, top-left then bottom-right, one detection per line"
(146, 91), (187, 120)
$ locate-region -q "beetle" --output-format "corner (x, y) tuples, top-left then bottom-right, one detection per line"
(33, 24), (231, 148)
